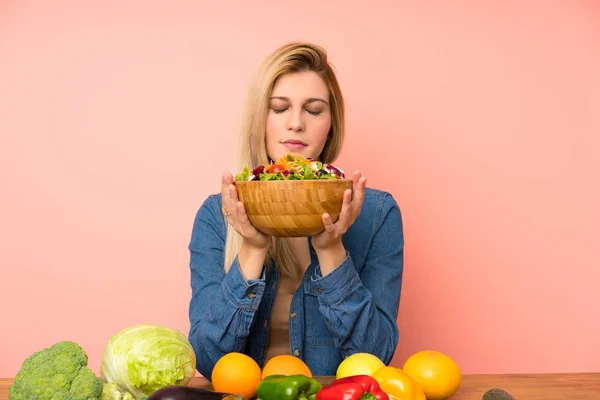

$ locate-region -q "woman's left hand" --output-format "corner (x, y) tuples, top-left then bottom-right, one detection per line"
(312, 170), (367, 251)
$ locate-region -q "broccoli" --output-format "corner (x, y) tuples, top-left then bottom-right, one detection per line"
(8, 341), (103, 400)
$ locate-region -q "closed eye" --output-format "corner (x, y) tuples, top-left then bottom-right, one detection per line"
(271, 108), (322, 116)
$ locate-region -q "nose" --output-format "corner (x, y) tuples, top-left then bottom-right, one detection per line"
(286, 109), (305, 132)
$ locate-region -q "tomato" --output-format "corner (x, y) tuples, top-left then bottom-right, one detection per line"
(268, 163), (286, 173)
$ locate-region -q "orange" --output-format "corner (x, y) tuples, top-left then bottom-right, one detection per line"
(402, 350), (462, 400)
(262, 354), (313, 379)
(211, 352), (262, 399)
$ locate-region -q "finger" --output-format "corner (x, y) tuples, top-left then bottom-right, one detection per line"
(321, 213), (336, 233)
(351, 176), (367, 218)
(222, 171), (233, 192)
(236, 200), (254, 231)
(221, 172), (234, 216)
(336, 188), (354, 227)
(228, 184), (241, 222)
(350, 170), (361, 200)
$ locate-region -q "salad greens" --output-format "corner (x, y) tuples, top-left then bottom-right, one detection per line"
(236, 154), (346, 181)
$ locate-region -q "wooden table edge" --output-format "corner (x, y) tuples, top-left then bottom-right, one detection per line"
(1, 373), (599, 399)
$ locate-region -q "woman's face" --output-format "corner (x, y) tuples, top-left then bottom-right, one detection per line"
(265, 71), (332, 162)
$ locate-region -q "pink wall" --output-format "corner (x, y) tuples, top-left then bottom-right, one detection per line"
(1, 1), (599, 378)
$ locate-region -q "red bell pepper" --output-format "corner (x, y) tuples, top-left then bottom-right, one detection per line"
(315, 375), (390, 400)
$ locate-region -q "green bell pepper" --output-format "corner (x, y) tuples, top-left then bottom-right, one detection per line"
(256, 374), (323, 400)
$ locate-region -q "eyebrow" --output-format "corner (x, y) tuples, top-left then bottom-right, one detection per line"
(270, 96), (329, 105)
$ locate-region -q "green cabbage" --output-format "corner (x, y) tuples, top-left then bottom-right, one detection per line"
(100, 324), (196, 397)
(101, 382), (136, 400)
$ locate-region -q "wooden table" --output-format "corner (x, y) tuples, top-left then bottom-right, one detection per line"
(1, 373), (599, 399)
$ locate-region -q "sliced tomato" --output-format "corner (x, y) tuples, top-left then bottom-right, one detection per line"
(268, 163), (286, 173)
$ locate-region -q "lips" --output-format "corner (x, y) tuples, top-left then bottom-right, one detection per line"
(282, 139), (307, 145)
(282, 139), (307, 150)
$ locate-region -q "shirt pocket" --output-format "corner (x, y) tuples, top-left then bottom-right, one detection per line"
(303, 290), (337, 347)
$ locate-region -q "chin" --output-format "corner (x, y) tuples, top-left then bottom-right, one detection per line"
(279, 146), (317, 159)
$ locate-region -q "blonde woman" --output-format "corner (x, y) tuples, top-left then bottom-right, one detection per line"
(187, 42), (404, 378)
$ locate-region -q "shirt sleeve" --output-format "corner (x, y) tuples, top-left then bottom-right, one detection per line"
(187, 195), (266, 378)
(310, 193), (404, 364)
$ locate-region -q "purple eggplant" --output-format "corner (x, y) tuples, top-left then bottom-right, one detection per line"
(147, 385), (242, 400)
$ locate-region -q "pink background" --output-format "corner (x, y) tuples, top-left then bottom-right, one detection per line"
(1, 1), (599, 377)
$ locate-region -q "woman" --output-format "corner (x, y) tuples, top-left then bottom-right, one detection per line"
(187, 42), (404, 378)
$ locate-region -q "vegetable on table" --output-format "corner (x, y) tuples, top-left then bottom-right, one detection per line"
(100, 324), (197, 398)
(147, 385), (242, 400)
(101, 381), (149, 400)
(315, 375), (390, 400)
(371, 366), (426, 400)
(8, 341), (104, 400)
(482, 388), (515, 400)
(256, 374), (323, 400)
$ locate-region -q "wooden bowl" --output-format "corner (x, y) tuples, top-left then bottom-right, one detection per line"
(234, 179), (353, 237)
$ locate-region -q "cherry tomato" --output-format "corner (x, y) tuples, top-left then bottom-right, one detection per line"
(268, 163), (286, 173)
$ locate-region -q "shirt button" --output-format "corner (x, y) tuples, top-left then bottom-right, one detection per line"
(263, 319), (269, 328)
(290, 312), (297, 319)
(272, 282), (277, 289)
(248, 292), (256, 299)
(294, 349), (300, 356)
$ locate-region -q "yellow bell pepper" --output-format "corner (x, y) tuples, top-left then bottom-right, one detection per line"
(371, 366), (426, 400)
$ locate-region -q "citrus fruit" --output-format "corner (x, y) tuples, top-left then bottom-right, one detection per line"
(211, 352), (262, 399)
(262, 354), (313, 379)
(336, 353), (385, 379)
(402, 350), (462, 400)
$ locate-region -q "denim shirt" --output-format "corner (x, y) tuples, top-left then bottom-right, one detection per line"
(187, 187), (404, 378)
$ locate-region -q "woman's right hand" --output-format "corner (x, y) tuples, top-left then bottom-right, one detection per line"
(221, 172), (271, 251)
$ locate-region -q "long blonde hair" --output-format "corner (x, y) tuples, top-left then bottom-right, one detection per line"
(224, 42), (346, 280)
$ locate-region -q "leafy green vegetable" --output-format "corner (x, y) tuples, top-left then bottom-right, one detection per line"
(8, 341), (103, 400)
(236, 166), (251, 181)
(101, 382), (132, 400)
(100, 325), (197, 398)
(101, 381), (151, 400)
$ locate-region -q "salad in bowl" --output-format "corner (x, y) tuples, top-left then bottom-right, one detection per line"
(235, 154), (346, 182)
(233, 154), (351, 237)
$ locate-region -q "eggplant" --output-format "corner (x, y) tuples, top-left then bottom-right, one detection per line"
(147, 386), (242, 400)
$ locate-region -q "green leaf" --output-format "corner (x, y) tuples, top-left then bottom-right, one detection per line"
(319, 173), (337, 180)
(302, 165), (317, 180)
(235, 166), (250, 181)
(259, 173), (283, 181)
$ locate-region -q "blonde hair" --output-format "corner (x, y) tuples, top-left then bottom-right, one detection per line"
(224, 42), (346, 280)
